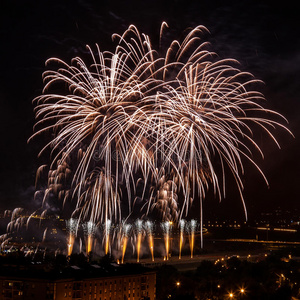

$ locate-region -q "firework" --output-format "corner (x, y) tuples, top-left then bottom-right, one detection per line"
(82, 221), (97, 254)
(66, 218), (78, 256)
(42, 228), (48, 243)
(120, 222), (132, 263)
(144, 220), (155, 261)
(79, 238), (83, 254)
(30, 23), (291, 251)
(188, 219), (197, 258)
(179, 219), (186, 259)
(161, 221), (172, 260)
(135, 219), (144, 262)
(155, 177), (179, 222)
(104, 219), (112, 255)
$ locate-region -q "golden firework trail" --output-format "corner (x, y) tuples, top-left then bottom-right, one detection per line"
(121, 236), (128, 263)
(67, 235), (75, 256)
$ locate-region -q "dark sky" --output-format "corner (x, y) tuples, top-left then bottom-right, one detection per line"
(0, 0), (299, 220)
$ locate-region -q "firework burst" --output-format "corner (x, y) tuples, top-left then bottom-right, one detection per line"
(30, 23), (291, 251)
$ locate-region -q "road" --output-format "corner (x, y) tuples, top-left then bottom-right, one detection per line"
(129, 252), (266, 272)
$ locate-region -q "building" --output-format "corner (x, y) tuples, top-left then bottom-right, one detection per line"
(0, 263), (156, 300)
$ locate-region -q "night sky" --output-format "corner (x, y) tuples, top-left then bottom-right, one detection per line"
(0, 0), (299, 220)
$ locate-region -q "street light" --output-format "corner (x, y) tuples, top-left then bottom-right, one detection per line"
(238, 286), (246, 297)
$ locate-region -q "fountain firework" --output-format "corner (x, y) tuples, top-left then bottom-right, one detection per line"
(120, 222), (131, 263)
(30, 23), (291, 251)
(82, 221), (97, 254)
(104, 219), (112, 255)
(135, 219), (144, 262)
(66, 218), (78, 256)
(145, 220), (155, 261)
(188, 219), (197, 258)
(161, 221), (172, 260)
(179, 219), (186, 259)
